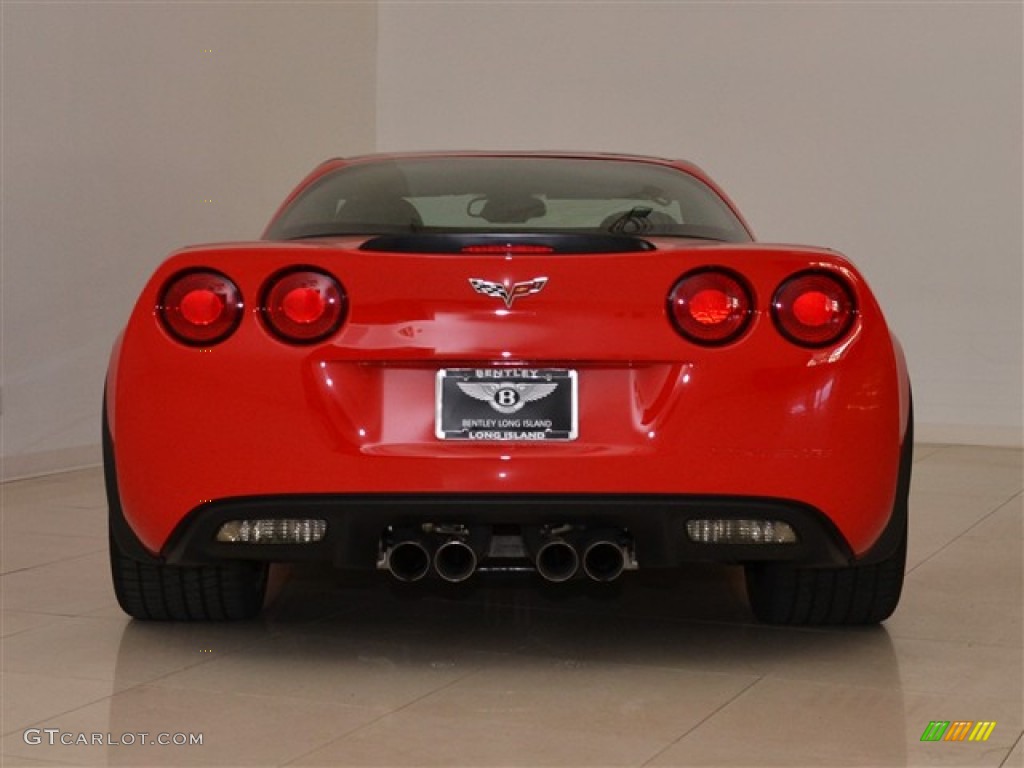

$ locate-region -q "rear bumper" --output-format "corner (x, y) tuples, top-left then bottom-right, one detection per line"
(151, 493), (861, 569)
(110, 353), (907, 559)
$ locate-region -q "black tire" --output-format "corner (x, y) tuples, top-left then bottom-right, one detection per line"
(109, 530), (267, 621)
(104, 394), (267, 621)
(744, 529), (906, 625)
(745, 404), (912, 626)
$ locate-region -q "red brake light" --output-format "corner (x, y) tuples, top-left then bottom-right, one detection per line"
(668, 269), (753, 345)
(261, 269), (346, 343)
(159, 270), (242, 345)
(772, 271), (856, 347)
(282, 287), (327, 324)
(461, 244), (554, 254)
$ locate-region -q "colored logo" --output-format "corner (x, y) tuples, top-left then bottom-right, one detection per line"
(468, 277), (548, 308)
(920, 721), (996, 742)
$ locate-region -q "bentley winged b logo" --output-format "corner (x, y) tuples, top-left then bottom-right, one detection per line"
(468, 277), (548, 308)
(457, 381), (558, 415)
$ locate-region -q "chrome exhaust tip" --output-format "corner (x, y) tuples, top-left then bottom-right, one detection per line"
(386, 540), (432, 582)
(535, 539), (580, 582)
(434, 540), (478, 583)
(582, 540), (626, 582)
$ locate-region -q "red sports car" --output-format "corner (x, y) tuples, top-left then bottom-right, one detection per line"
(105, 152), (912, 624)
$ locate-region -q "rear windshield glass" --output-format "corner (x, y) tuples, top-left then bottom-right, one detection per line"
(265, 157), (751, 243)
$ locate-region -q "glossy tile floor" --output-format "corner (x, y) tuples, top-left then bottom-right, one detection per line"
(1, 444), (1021, 767)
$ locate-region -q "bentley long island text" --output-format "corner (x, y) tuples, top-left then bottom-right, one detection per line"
(105, 152), (912, 625)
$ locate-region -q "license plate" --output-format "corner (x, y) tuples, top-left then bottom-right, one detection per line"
(436, 368), (578, 441)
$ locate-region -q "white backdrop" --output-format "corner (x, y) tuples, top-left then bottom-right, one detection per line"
(2, 1), (1021, 479)
(378, 1), (1023, 446)
(1, 2), (377, 478)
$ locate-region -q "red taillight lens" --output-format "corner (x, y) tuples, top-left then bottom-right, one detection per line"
(159, 270), (242, 345)
(668, 269), (753, 345)
(772, 271), (856, 347)
(261, 269), (346, 343)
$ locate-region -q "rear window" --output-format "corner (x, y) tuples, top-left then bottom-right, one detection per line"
(265, 157), (751, 243)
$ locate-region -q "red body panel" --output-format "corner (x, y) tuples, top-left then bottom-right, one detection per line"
(108, 237), (908, 558)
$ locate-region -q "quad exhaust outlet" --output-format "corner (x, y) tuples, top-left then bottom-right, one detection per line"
(385, 540), (432, 582)
(381, 526), (635, 583)
(535, 539), (580, 582)
(582, 539), (628, 582)
(434, 540), (478, 583)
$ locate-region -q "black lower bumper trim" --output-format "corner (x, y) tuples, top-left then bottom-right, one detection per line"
(160, 494), (857, 569)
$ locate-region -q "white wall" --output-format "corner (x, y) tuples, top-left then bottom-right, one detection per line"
(1, 2), (377, 479)
(378, 1), (1023, 446)
(2, 1), (1021, 481)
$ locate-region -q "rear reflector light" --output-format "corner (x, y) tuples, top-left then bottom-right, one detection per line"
(159, 270), (242, 345)
(772, 271), (856, 347)
(261, 269), (346, 343)
(216, 519), (327, 544)
(668, 268), (753, 345)
(686, 519), (798, 545)
(461, 244), (554, 254)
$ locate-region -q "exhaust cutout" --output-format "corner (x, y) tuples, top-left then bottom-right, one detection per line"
(582, 540), (626, 582)
(535, 539), (579, 582)
(434, 540), (477, 583)
(387, 540), (431, 582)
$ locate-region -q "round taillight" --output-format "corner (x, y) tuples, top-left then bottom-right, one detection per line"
(668, 269), (753, 345)
(159, 270), (242, 345)
(772, 271), (856, 347)
(261, 269), (346, 343)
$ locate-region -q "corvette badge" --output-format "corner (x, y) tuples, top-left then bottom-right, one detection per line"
(468, 277), (548, 308)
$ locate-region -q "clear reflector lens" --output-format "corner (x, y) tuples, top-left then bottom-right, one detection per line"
(216, 519), (327, 544)
(686, 519), (798, 544)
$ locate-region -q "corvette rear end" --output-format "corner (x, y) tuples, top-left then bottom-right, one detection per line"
(105, 153), (911, 624)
